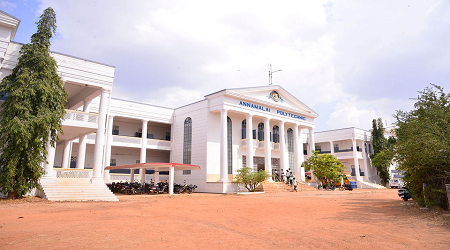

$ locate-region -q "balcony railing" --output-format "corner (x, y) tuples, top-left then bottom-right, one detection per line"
(64, 110), (98, 124)
(54, 168), (93, 179)
(147, 138), (171, 148)
(241, 139), (258, 148)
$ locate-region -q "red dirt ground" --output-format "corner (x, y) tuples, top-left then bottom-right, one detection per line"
(1, 189), (449, 249)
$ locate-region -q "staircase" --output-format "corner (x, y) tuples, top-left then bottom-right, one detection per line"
(357, 180), (386, 189)
(40, 178), (119, 201)
(255, 181), (317, 193)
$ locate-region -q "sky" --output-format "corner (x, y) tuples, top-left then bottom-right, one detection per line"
(3, 0), (450, 131)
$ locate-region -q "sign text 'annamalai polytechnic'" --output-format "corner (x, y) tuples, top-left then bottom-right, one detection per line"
(238, 101), (306, 121)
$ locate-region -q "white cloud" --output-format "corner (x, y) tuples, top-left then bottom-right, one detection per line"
(0, 1), (17, 10)
(31, 0), (449, 130)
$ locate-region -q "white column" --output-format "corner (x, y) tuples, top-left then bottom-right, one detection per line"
(130, 169), (135, 182)
(246, 113), (254, 171)
(330, 141), (334, 154)
(61, 140), (71, 169)
(92, 89), (109, 180)
(76, 98), (92, 169)
(104, 115), (114, 181)
(42, 134), (56, 179)
(308, 127), (315, 156)
(279, 121), (287, 172)
(219, 109), (229, 182)
(140, 119), (148, 183)
(362, 142), (369, 181)
(293, 124), (299, 177)
(352, 138), (361, 181)
(298, 130), (305, 182)
(264, 117), (272, 178)
(169, 166), (174, 195)
(154, 168), (160, 183)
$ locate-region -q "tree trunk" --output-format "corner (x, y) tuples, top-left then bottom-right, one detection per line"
(7, 190), (17, 199)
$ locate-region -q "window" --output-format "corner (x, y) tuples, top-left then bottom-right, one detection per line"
(183, 170), (191, 175)
(227, 117), (233, 174)
(315, 145), (321, 152)
(241, 120), (246, 139)
(70, 156), (77, 168)
(112, 125), (119, 135)
(110, 159), (116, 166)
(287, 128), (294, 170)
(272, 125), (280, 143)
(257, 123), (264, 141)
(183, 117), (192, 164)
(165, 132), (171, 141)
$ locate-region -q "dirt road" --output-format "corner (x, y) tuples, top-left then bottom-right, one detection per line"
(1, 189), (449, 249)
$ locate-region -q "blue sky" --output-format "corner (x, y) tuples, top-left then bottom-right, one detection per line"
(3, 0), (449, 131)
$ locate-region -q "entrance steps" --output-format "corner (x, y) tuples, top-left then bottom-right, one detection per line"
(255, 181), (316, 193)
(40, 178), (119, 202)
(357, 180), (386, 189)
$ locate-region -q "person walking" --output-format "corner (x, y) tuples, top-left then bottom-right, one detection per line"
(280, 169), (285, 183)
(285, 169), (289, 184)
(293, 177), (298, 192)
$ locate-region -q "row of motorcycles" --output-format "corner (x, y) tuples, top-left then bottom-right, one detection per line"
(398, 186), (412, 201)
(107, 180), (197, 195)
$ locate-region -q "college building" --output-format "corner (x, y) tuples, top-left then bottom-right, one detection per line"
(0, 10), (384, 200)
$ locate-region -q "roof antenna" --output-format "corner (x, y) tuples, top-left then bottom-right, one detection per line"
(268, 64), (282, 85)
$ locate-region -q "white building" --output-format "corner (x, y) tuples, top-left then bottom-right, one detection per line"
(0, 11), (384, 200)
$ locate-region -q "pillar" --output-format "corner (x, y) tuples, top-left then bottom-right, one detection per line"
(104, 115), (115, 181)
(92, 89), (109, 180)
(298, 130), (305, 182)
(61, 140), (72, 169)
(330, 141), (334, 154)
(130, 169), (135, 182)
(352, 138), (361, 181)
(155, 168), (160, 183)
(246, 113), (254, 171)
(264, 117), (272, 178)
(219, 109), (229, 182)
(42, 134), (56, 179)
(76, 98), (92, 169)
(362, 142), (369, 181)
(308, 127), (315, 156)
(169, 166), (174, 195)
(140, 119), (148, 183)
(279, 121), (287, 172)
(293, 124), (299, 177)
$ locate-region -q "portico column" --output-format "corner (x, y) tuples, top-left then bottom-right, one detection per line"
(362, 142), (369, 181)
(279, 121), (287, 172)
(264, 117), (272, 178)
(104, 115), (115, 181)
(308, 127), (315, 156)
(76, 98), (92, 169)
(169, 166), (174, 195)
(352, 138), (361, 181)
(246, 114), (254, 171)
(92, 89), (109, 181)
(293, 124), (299, 177)
(140, 119), (148, 183)
(219, 109), (229, 182)
(42, 133), (56, 179)
(154, 168), (160, 183)
(330, 141), (334, 154)
(298, 130), (305, 182)
(61, 140), (72, 169)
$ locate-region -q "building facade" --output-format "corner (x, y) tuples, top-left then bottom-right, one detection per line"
(0, 11), (384, 199)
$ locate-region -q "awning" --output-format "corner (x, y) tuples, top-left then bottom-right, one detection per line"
(105, 162), (200, 171)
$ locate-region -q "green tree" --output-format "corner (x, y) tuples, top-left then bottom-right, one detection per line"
(0, 8), (67, 199)
(370, 117), (394, 186)
(394, 84), (450, 209)
(302, 151), (345, 185)
(235, 167), (271, 192)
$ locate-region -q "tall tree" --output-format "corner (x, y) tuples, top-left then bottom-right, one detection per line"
(394, 84), (450, 209)
(370, 117), (392, 186)
(0, 8), (67, 199)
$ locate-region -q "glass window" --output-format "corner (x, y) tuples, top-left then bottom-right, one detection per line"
(183, 117), (192, 164)
(183, 170), (191, 175)
(287, 128), (294, 170)
(258, 123), (264, 141)
(241, 120), (246, 139)
(273, 125), (280, 143)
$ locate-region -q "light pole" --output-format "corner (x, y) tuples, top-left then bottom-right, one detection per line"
(268, 64), (282, 85)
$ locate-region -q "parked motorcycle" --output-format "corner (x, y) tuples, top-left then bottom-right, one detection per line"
(398, 186), (412, 201)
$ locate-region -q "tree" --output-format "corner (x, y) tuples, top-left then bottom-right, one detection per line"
(302, 151), (345, 186)
(235, 167), (271, 192)
(394, 84), (450, 209)
(0, 8), (67, 199)
(370, 118), (393, 186)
